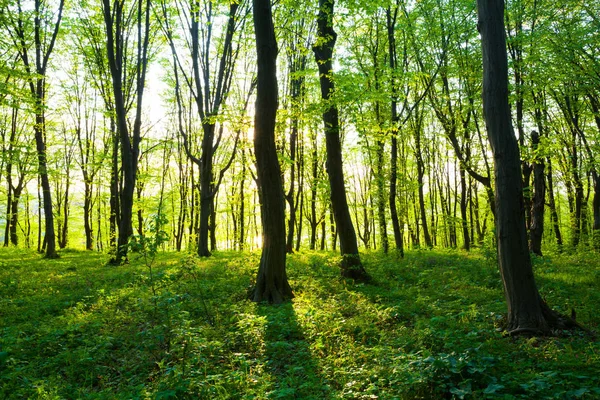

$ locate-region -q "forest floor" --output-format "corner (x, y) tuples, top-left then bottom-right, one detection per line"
(0, 247), (599, 399)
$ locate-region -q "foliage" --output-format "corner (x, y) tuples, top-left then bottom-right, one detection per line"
(0, 249), (598, 398)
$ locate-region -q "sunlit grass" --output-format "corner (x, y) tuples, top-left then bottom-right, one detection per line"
(0, 247), (598, 398)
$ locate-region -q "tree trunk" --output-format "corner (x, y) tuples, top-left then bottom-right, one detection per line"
(529, 130), (545, 255)
(478, 0), (551, 334)
(109, 117), (119, 251)
(386, 7), (404, 257)
(83, 180), (93, 250)
(546, 159), (563, 248)
(59, 170), (70, 249)
(314, 0), (368, 281)
(198, 124), (215, 257)
(250, 0), (293, 303)
(34, 108), (58, 258)
(413, 111), (432, 248)
(103, 0), (151, 263)
(459, 166), (470, 250)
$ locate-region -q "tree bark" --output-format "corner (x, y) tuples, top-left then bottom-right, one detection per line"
(250, 0), (293, 303)
(314, 0), (369, 281)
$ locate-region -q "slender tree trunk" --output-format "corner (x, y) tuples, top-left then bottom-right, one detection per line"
(109, 117), (119, 251)
(309, 131), (319, 250)
(198, 124), (215, 256)
(459, 166), (470, 250)
(314, 0), (368, 281)
(250, 0), (293, 303)
(59, 171), (69, 249)
(546, 159), (563, 248)
(34, 108), (58, 258)
(4, 168), (12, 247)
(240, 148), (246, 250)
(83, 180), (93, 250)
(529, 130), (545, 255)
(387, 6), (403, 257)
(414, 113), (432, 248)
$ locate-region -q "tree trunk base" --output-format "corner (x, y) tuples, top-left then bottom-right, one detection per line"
(250, 283), (294, 304)
(44, 252), (60, 259)
(340, 254), (370, 282)
(506, 300), (593, 338)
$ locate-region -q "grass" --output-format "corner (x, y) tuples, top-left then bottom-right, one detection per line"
(0, 247), (598, 399)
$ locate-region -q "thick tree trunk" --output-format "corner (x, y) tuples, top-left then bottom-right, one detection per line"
(314, 0), (368, 281)
(251, 0), (293, 303)
(478, 0), (553, 334)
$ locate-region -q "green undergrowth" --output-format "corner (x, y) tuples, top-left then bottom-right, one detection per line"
(0, 247), (598, 399)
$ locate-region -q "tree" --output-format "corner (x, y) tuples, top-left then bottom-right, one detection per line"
(250, 0), (293, 303)
(102, 0), (152, 263)
(3, 0), (65, 258)
(159, 0), (247, 257)
(313, 0), (368, 280)
(477, 0), (575, 334)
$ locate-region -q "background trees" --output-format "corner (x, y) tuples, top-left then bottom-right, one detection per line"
(0, 0), (598, 267)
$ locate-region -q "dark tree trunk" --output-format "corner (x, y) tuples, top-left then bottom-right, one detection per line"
(84, 181), (93, 250)
(9, 186), (23, 246)
(34, 109), (58, 258)
(198, 124), (215, 257)
(477, 0), (573, 334)
(4, 190), (12, 247)
(285, 51), (306, 253)
(546, 159), (563, 248)
(240, 148), (246, 250)
(59, 171), (70, 249)
(386, 6), (403, 257)
(314, 0), (368, 281)
(529, 130), (545, 255)
(109, 117), (119, 251)
(250, 0), (293, 303)
(309, 130), (319, 250)
(587, 94), (600, 247)
(459, 166), (470, 250)
(103, 0), (151, 263)
(413, 110), (432, 248)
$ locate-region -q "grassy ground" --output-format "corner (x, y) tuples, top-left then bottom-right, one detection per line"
(0, 247), (598, 399)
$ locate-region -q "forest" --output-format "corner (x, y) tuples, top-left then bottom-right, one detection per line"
(0, 0), (599, 398)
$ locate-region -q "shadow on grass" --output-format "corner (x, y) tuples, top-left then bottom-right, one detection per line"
(258, 302), (332, 399)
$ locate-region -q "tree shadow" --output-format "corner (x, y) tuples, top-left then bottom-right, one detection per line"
(258, 302), (332, 399)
